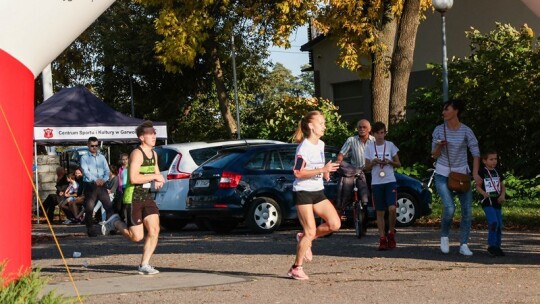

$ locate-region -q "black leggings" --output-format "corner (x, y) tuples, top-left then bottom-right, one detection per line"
(83, 182), (114, 228)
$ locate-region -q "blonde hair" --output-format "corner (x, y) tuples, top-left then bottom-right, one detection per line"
(293, 110), (323, 143)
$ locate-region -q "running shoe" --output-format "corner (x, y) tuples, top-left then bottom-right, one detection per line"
(496, 248), (506, 257)
(387, 232), (397, 249)
(487, 246), (498, 257)
(378, 236), (388, 251)
(287, 266), (309, 280)
(101, 214), (121, 236)
(440, 237), (450, 254)
(138, 264), (159, 275)
(459, 244), (473, 256)
(296, 232), (313, 262)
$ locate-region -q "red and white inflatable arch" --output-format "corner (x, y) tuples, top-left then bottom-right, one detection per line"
(0, 0), (115, 281)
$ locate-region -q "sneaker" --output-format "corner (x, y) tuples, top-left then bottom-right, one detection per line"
(487, 246), (498, 257)
(101, 214), (121, 236)
(138, 264), (159, 275)
(459, 244), (473, 256)
(387, 232), (397, 249)
(495, 247), (506, 257)
(378, 236), (388, 251)
(440, 237), (450, 254)
(296, 232), (313, 262)
(63, 219), (73, 225)
(287, 265), (309, 280)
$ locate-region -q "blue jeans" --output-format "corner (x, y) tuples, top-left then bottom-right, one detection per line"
(482, 206), (503, 248)
(434, 174), (473, 245)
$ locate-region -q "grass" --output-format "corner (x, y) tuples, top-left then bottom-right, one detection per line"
(416, 196), (540, 231)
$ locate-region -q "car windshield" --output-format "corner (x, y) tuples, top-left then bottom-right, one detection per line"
(201, 151), (243, 169)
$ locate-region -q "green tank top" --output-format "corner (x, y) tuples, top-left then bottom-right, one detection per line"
(123, 147), (156, 204)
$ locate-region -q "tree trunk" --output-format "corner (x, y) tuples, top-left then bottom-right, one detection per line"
(389, 0), (421, 125)
(210, 44), (237, 138)
(371, 18), (397, 126)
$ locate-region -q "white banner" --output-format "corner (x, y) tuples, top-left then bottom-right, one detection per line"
(34, 125), (167, 142)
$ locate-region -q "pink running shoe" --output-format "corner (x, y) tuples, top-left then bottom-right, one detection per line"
(296, 232), (313, 262)
(287, 265), (309, 280)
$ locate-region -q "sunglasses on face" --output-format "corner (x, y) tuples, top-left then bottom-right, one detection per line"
(90, 145), (99, 148)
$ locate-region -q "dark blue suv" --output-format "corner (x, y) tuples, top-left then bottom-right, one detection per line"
(187, 144), (431, 234)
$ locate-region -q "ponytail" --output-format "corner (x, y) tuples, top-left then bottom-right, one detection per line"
(293, 110), (323, 143)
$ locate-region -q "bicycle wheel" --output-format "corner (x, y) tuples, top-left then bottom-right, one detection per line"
(353, 202), (363, 239)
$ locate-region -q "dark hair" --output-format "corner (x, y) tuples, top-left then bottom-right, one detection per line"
(109, 164), (118, 175)
(88, 136), (98, 143)
(443, 99), (465, 118)
(66, 173), (75, 180)
(371, 121), (386, 133)
(481, 149), (498, 160)
(293, 110), (323, 143)
(136, 120), (154, 137)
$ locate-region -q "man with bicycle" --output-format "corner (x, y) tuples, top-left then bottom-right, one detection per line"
(335, 119), (374, 232)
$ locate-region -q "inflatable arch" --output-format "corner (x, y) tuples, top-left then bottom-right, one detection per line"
(0, 0), (115, 280)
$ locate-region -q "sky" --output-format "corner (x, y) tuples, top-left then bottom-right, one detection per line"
(266, 25), (309, 76)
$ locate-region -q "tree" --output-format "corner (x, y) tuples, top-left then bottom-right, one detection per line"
(313, 0), (430, 126)
(389, 0), (422, 123)
(136, 0), (315, 138)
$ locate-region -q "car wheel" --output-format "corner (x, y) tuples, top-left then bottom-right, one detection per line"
(395, 192), (418, 227)
(208, 219), (239, 234)
(246, 197), (282, 234)
(160, 218), (188, 231)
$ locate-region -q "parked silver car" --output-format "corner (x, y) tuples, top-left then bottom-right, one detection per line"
(153, 139), (283, 230)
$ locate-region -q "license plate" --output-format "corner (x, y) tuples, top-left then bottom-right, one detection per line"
(194, 179), (210, 188)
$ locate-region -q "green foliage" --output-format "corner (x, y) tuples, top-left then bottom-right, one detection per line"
(0, 265), (72, 304)
(390, 23), (540, 178)
(503, 173), (540, 199)
(395, 163), (429, 180)
(251, 96), (350, 147)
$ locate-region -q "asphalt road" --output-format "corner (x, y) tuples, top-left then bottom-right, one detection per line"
(32, 223), (540, 303)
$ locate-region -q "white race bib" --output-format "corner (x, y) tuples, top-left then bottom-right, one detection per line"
(484, 177), (500, 193)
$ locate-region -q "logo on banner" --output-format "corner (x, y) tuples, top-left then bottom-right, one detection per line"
(43, 128), (54, 139)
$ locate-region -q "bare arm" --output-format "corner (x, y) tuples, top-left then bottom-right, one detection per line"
(472, 156), (481, 185)
(293, 160), (339, 180)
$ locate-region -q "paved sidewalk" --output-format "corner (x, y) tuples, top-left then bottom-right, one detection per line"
(41, 271), (248, 298)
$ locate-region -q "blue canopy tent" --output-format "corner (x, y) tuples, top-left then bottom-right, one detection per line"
(34, 86), (167, 144)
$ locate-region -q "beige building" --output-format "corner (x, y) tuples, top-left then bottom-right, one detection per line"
(301, 0), (540, 123)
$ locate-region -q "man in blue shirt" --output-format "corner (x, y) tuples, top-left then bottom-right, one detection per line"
(81, 137), (115, 237)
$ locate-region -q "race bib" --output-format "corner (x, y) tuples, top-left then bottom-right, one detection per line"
(484, 177), (500, 194)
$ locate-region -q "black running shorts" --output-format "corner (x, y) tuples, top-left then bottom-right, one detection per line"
(294, 190), (327, 205)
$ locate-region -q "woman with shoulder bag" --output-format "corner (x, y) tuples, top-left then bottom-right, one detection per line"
(431, 99), (481, 256)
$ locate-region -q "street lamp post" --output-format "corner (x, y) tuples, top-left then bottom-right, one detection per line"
(432, 0), (453, 102)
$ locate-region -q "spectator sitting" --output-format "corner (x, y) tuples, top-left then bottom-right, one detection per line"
(59, 173), (79, 224)
(62, 167), (85, 224)
(41, 166), (69, 222)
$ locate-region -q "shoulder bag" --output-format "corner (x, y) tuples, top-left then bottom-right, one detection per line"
(444, 124), (471, 193)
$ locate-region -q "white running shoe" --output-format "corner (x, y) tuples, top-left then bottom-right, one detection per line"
(101, 214), (120, 235)
(440, 237), (450, 254)
(138, 264), (159, 275)
(459, 244), (473, 256)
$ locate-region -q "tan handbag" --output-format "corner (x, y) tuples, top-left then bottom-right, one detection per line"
(447, 171), (470, 193)
(444, 125), (471, 193)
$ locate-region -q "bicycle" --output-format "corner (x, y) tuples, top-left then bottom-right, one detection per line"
(335, 161), (369, 239)
(351, 173), (368, 238)
(423, 162), (437, 192)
